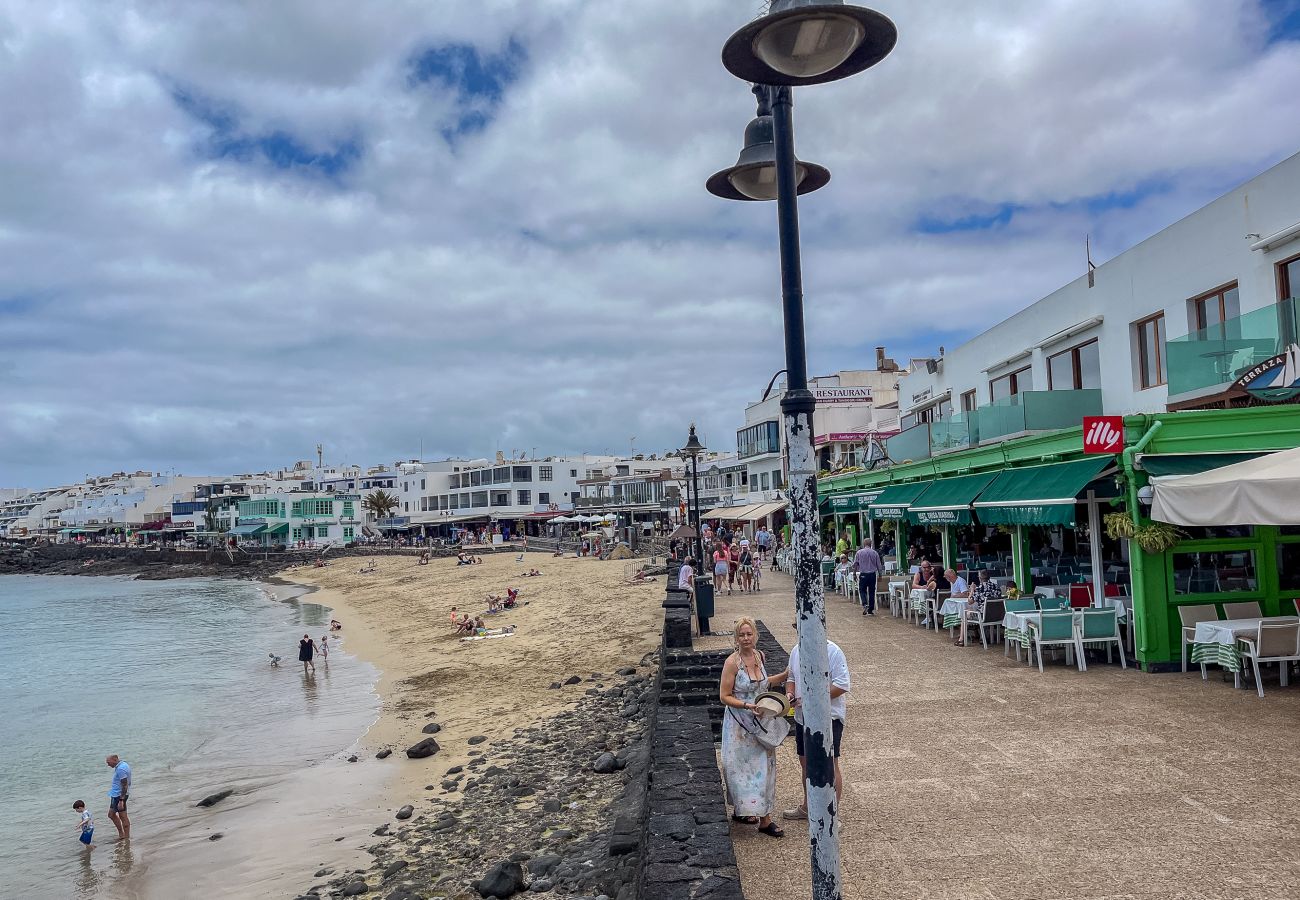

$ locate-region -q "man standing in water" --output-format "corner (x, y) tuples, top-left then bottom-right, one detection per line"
(105, 754), (131, 841)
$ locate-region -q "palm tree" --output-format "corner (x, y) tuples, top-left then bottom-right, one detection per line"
(363, 489), (400, 522)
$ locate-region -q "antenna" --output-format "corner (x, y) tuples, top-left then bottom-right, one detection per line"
(1086, 234), (1096, 288)
(316, 444), (323, 468)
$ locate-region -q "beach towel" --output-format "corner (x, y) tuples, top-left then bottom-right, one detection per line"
(460, 631), (516, 642)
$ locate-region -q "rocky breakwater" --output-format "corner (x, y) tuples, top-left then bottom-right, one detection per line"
(296, 655), (659, 900)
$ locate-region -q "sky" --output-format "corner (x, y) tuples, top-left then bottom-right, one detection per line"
(3, 0), (1300, 487)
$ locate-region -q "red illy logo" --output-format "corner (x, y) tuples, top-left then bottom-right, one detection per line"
(1082, 416), (1124, 454)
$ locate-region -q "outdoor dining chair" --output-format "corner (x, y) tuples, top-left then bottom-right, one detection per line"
(1223, 601), (1264, 619)
(1037, 595), (1068, 611)
(1177, 604), (1220, 673)
(1031, 611), (1085, 673)
(966, 599), (1005, 650)
(1236, 622), (1300, 698)
(1080, 608), (1126, 669)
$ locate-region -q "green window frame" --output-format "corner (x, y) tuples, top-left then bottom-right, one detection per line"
(343, 501), (354, 518)
(292, 527), (303, 541)
(343, 527), (354, 540)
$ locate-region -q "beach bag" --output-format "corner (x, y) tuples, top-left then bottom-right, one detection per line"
(728, 707), (790, 750)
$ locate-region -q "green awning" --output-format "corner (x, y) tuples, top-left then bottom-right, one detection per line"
(824, 489), (883, 515)
(907, 472), (998, 526)
(1140, 452), (1266, 478)
(266, 523), (290, 535)
(230, 523), (266, 536)
(867, 482), (931, 520)
(973, 457), (1113, 526)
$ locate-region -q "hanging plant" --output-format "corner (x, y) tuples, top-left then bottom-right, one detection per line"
(1104, 511), (1137, 541)
(1134, 521), (1184, 554)
(996, 524), (1014, 535)
(878, 520), (895, 535)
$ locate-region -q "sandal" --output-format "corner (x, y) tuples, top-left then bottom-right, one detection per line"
(758, 822), (784, 838)
(731, 814), (759, 824)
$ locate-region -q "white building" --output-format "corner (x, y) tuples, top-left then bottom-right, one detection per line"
(893, 148), (1300, 460)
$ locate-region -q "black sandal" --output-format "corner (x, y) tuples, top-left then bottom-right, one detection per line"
(758, 822), (784, 838)
(731, 814), (759, 824)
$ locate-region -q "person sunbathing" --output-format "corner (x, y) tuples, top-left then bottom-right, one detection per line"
(524, 569), (543, 577)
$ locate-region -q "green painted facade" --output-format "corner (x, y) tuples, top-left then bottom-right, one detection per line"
(818, 405), (1300, 670)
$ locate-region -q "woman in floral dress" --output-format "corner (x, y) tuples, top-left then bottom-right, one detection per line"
(718, 617), (788, 837)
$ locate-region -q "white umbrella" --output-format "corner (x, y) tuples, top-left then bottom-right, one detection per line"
(1151, 446), (1300, 526)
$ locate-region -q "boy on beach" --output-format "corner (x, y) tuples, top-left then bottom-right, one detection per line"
(73, 800), (94, 849)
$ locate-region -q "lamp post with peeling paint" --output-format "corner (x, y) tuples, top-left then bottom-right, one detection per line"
(708, 4), (897, 899)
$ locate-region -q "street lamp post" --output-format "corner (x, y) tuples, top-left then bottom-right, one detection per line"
(680, 424), (707, 574)
(709, 5), (896, 900)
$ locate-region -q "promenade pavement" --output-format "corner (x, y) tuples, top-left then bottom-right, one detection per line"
(707, 567), (1300, 900)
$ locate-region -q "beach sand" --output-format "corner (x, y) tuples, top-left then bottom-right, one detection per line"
(272, 550), (667, 890)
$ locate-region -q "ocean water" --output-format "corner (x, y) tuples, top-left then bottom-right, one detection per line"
(0, 574), (380, 899)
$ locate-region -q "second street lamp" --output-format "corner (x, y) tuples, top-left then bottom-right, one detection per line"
(710, 5), (896, 900)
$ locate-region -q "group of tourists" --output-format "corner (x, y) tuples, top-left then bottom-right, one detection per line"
(717, 617), (851, 837)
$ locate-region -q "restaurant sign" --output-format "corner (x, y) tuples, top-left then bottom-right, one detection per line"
(827, 491), (881, 514)
(812, 387), (873, 404)
(912, 508), (966, 526)
(1082, 416), (1124, 454)
(1233, 343), (1300, 402)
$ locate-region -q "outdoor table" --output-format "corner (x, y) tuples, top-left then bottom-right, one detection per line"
(909, 588), (930, 625)
(940, 597), (968, 630)
(1001, 610), (1086, 663)
(888, 579), (908, 616)
(1191, 616), (1299, 687)
(1036, 585), (1068, 598)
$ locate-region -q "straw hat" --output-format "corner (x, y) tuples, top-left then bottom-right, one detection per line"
(752, 691), (792, 718)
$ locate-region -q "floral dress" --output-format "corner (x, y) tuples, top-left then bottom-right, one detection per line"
(720, 654), (776, 818)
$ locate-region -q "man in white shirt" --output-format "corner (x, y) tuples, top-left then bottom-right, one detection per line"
(945, 568), (969, 598)
(677, 558), (695, 597)
(782, 635), (851, 821)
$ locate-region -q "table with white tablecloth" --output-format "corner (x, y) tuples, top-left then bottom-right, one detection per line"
(1190, 616), (1299, 675)
(939, 597), (968, 630)
(1099, 595), (1134, 653)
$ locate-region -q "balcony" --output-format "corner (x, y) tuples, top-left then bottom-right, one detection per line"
(883, 390), (1102, 462)
(1166, 297), (1299, 399)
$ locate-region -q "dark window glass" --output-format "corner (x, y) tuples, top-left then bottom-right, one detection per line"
(1171, 550), (1257, 594)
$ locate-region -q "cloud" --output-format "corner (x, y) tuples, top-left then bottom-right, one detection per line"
(1, 0), (1299, 485)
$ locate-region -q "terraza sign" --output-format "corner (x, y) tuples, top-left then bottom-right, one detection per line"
(812, 387), (873, 404)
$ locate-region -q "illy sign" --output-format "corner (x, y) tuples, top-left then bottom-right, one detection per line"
(1083, 416), (1124, 454)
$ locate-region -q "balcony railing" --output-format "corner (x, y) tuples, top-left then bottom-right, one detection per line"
(1166, 297), (1299, 398)
(883, 389), (1102, 462)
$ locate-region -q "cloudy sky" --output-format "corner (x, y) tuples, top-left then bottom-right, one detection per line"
(3, 0), (1300, 487)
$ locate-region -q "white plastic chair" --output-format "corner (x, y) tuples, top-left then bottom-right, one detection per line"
(1237, 622), (1300, 698)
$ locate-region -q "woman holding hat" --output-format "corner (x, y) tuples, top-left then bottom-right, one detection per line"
(718, 616), (788, 837)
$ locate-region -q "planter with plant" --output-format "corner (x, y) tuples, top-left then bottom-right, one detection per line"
(1103, 511), (1137, 541)
(1133, 521), (1184, 554)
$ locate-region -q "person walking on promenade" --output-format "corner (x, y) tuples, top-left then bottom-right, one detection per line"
(852, 537), (883, 616)
(105, 754), (131, 841)
(299, 634), (317, 675)
(783, 635), (850, 822)
(713, 543), (731, 596)
(719, 617), (788, 838)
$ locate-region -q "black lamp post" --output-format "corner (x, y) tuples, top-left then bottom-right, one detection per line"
(709, 5), (896, 900)
(679, 424), (707, 574)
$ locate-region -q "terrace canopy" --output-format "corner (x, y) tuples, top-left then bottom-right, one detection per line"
(866, 482), (930, 520)
(230, 523), (266, 536)
(1150, 446), (1300, 526)
(972, 457), (1112, 526)
(906, 473), (998, 526)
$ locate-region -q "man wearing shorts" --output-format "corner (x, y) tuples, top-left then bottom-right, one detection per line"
(106, 754), (131, 840)
(783, 636), (850, 821)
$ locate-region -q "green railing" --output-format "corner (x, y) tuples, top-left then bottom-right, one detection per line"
(1166, 297), (1300, 397)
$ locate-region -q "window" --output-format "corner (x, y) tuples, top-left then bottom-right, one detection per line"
(517, 490), (531, 506)
(960, 389), (977, 412)
(342, 501), (353, 518)
(989, 367), (1032, 401)
(403, 502), (409, 512)
(513, 466), (532, 482)
(343, 527), (354, 541)
(1047, 339), (1101, 390)
(491, 491), (510, 507)
(493, 467), (510, 484)
(538, 492), (550, 504)
(1280, 254), (1300, 302)
(450, 474), (461, 489)
(737, 421), (781, 458)
(1278, 541), (1300, 592)
(459, 493), (470, 507)
(570, 469), (578, 478)
(1190, 283), (1239, 334)
(1134, 313), (1166, 389)
(472, 491), (489, 508)
(759, 472), (769, 490)
(539, 466), (553, 481)
(771, 470), (784, 490)
(1172, 550), (1257, 595)
(292, 527), (302, 541)
(420, 479), (425, 490)
(470, 471), (482, 486)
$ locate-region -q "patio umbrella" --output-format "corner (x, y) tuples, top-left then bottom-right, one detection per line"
(1150, 446), (1300, 526)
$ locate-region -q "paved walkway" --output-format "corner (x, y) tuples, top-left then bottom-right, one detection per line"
(713, 568), (1300, 900)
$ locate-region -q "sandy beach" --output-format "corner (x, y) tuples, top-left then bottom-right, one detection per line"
(276, 549), (667, 893)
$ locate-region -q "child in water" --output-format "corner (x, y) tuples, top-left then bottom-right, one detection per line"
(73, 800), (94, 849)
(319, 634), (330, 660)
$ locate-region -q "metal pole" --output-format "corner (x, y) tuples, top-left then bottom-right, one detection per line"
(770, 82), (841, 900)
(691, 455), (704, 573)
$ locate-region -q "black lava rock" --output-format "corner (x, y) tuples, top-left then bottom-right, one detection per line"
(348, 755), (359, 763)
(196, 789), (233, 808)
(592, 753), (618, 774)
(468, 735), (487, 745)
(394, 805), (414, 820)
(446, 765), (463, 775)
(616, 667), (636, 676)
(383, 859), (408, 879)
(340, 880), (369, 896)
(406, 737), (441, 759)
(375, 748), (392, 760)
(373, 823), (390, 837)
(208, 832), (223, 841)
(563, 675), (582, 685)
(422, 722), (442, 735)
(542, 799), (562, 813)
(527, 855), (561, 876)
(477, 860), (526, 898)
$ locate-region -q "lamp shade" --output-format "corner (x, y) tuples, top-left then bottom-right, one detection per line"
(722, 1), (897, 86)
(680, 424), (706, 459)
(706, 114), (830, 202)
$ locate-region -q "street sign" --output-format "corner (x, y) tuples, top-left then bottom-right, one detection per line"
(1083, 416), (1124, 454)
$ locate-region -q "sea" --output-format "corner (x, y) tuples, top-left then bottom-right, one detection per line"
(0, 574), (381, 899)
